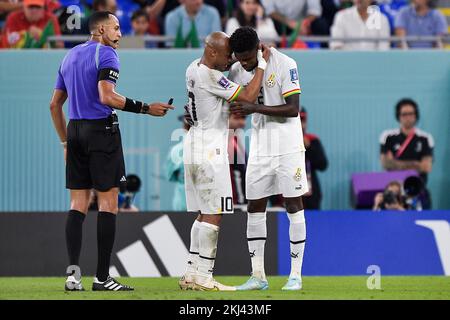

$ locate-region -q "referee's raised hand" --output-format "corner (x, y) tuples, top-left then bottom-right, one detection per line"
(145, 102), (175, 117)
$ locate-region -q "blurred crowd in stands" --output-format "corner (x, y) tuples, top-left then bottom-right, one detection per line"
(0, 0), (448, 49)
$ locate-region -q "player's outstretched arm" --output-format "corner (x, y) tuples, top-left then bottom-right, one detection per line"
(234, 45), (270, 103)
(231, 93), (300, 118)
(98, 81), (174, 116)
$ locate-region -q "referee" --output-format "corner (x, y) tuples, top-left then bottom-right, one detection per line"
(49, 11), (173, 292)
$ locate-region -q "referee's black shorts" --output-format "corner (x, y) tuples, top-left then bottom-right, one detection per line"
(66, 116), (126, 192)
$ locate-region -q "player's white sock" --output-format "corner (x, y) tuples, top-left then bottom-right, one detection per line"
(196, 222), (220, 282)
(185, 219), (201, 276)
(287, 210), (306, 279)
(247, 212), (267, 281)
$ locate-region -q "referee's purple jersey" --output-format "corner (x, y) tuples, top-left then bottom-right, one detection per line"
(55, 40), (120, 120)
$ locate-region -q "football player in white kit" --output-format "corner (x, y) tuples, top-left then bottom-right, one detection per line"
(179, 32), (270, 291)
(228, 27), (308, 291)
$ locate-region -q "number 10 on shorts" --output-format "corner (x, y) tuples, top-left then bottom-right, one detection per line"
(221, 197), (233, 213)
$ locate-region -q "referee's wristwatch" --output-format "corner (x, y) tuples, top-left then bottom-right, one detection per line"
(141, 103), (149, 114)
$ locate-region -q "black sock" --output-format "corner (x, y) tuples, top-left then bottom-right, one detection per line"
(65, 210), (86, 266)
(96, 211), (116, 282)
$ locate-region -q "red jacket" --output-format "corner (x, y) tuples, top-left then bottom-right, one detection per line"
(2, 10), (61, 48)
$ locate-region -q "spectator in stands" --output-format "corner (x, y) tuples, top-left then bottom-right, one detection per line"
(142, 0), (179, 35)
(0, 0), (22, 46)
(261, 0), (329, 37)
(225, 0), (278, 43)
(165, 0), (222, 48)
(1, 0), (62, 48)
(131, 8), (149, 35)
(164, 0), (221, 47)
(372, 180), (406, 211)
(131, 8), (161, 47)
(300, 107), (328, 210)
(379, 98), (434, 208)
(330, 0), (391, 50)
(394, 0), (448, 48)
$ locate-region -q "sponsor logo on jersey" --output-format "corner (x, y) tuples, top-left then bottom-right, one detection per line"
(294, 167), (302, 181)
(266, 73), (276, 88)
(290, 68), (298, 81)
(218, 76), (231, 89)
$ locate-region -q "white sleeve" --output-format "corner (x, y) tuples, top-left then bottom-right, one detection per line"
(280, 58), (301, 99)
(201, 68), (243, 102)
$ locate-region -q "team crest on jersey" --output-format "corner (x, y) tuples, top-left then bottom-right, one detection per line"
(290, 68), (299, 81)
(266, 73), (276, 88)
(294, 167), (302, 181)
(218, 76), (231, 89)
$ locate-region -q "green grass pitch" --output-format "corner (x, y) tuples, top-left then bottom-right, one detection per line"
(0, 276), (449, 300)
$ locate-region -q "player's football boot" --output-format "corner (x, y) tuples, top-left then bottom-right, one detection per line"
(64, 275), (85, 291)
(192, 277), (236, 291)
(281, 277), (302, 291)
(236, 276), (269, 291)
(178, 273), (196, 290)
(92, 276), (134, 291)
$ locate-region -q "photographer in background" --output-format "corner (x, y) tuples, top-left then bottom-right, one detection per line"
(373, 181), (405, 211)
(379, 98), (434, 209)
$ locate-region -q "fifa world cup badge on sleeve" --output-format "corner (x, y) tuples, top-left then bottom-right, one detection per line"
(290, 68), (299, 81)
(218, 76), (231, 89)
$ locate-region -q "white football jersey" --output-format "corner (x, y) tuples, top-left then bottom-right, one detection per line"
(184, 59), (242, 162)
(228, 48), (305, 156)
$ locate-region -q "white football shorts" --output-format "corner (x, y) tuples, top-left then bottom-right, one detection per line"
(246, 151), (309, 200)
(184, 150), (233, 214)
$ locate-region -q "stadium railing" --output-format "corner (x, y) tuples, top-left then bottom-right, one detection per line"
(46, 35), (450, 49)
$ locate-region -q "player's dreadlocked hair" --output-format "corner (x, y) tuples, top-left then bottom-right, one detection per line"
(229, 27), (260, 54)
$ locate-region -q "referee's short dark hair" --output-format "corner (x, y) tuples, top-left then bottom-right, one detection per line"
(395, 98), (420, 122)
(89, 11), (115, 33)
(230, 26), (259, 54)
